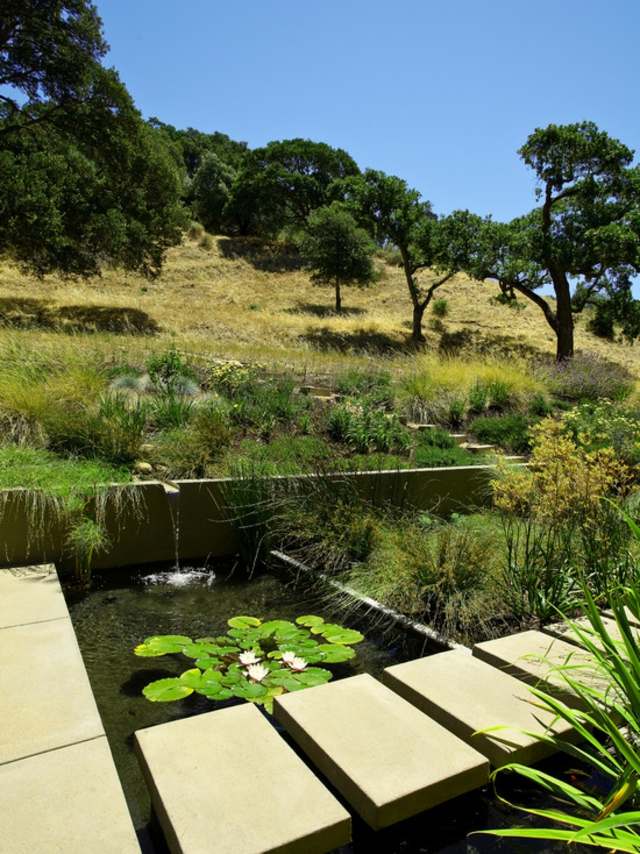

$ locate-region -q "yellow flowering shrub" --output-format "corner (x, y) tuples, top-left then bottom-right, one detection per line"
(492, 418), (633, 523)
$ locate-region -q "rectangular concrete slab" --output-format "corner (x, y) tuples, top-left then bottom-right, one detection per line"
(383, 650), (575, 767)
(473, 630), (606, 707)
(135, 703), (351, 854)
(0, 564), (68, 629)
(0, 618), (104, 764)
(274, 673), (489, 829)
(545, 615), (640, 651)
(0, 737), (139, 853)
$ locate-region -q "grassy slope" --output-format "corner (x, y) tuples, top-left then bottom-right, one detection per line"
(0, 233), (639, 378)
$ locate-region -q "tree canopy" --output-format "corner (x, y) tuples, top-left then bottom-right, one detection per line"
(456, 122), (640, 360)
(225, 138), (360, 237)
(338, 170), (467, 342)
(298, 203), (375, 313)
(0, 1), (186, 277)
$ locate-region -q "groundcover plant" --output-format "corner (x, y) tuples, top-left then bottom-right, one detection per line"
(136, 614), (363, 712)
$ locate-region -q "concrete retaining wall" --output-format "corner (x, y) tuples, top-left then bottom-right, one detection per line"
(0, 465), (497, 571)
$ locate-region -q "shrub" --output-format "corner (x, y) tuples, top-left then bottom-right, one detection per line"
(587, 302), (615, 340)
(414, 444), (479, 468)
(492, 419), (635, 618)
(208, 361), (260, 395)
(327, 403), (410, 454)
(560, 401), (640, 467)
(334, 369), (394, 408)
(230, 377), (310, 438)
(416, 427), (455, 449)
(187, 221), (205, 240)
(224, 436), (335, 476)
(469, 414), (533, 453)
(543, 352), (634, 402)
(432, 298), (449, 318)
(150, 393), (195, 430)
(146, 349), (197, 395)
(199, 233), (213, 250)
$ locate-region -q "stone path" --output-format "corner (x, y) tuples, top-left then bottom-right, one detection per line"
(274, 673), (489, 829)
(135, 703), (351, 854)
(0, 565), (139, 852)
(383, 649), (576, 767)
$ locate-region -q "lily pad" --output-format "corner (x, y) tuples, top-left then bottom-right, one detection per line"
(320, 627), (364, 645)
(296, 615), (325, 627)
(194, 656), (222, 670)
(316, 644), (356, 663)
(134, 635), (193, 657)
(142, 678), (194, 702)
(179, 668), (204, 689)
(234, 679), (268, 699)
(227, 616), (262, 629)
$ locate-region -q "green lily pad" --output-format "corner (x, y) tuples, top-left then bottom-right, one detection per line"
(295, 667), (333, 687)
(321, 627), (364, 645)
(194, 656), (222, 670)
(134, 635), (193, 657)
(228, 616), (262, 629)
(316, 644), (356, 662)
(196, 669), (234, 700)
(179, 668), (204, 689)
(234, 679), (268, 699)
(142, 678), (194, 702)
(296, 615), (325, 627)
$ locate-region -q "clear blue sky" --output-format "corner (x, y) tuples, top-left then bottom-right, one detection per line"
(99, 0), (639, 222)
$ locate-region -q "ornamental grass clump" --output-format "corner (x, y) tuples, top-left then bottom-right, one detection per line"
(136, 614), (363, 713)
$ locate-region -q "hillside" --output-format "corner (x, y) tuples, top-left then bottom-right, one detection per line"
(0, 233), (638, 378)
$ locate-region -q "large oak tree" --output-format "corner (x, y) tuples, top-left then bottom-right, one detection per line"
(459, 123), (640, 360)
(0, 1), (185, 276)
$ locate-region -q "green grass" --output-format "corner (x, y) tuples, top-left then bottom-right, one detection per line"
(0, 445), (131, 496)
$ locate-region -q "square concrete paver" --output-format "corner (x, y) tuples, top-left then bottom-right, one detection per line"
(0, 618), (104, 764)
(0, 737), (139, 853)
(383, 650), (576, 767)
(0, 564), (68, 629)
(274, 673), (489, 829)
(473, 629), (607, 707)
(135, 703), (351, 854)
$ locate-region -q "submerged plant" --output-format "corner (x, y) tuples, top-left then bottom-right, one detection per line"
(136, 614), (363, 713)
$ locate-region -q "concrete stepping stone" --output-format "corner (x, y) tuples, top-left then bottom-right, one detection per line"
(135, 703), (351, 854)
(544, 615), (640, 651)
(604, 607), (640, 628)
(473, 629), (606, 707)
(274, 673), (489, 830)
(0, 737), (139, 853)
(0, 618), (104, 764)
(0, 564), (68, 629)
(383, 650), (575, 767)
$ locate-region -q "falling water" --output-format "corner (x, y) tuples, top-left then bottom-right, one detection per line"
(141, 567), (216, 588)
(163, 483), (181, 569)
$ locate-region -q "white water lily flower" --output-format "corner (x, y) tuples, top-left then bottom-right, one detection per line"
(245, 663), (269, 683)
(281, 651), (296, 666)
(238, 651), (261, 666)
(289, 656), (307, 672)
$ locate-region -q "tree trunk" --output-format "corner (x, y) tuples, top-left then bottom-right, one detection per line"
(412, 302), (426, 342)
(335, 278), (342, 313)
(552, 272), (574, 361)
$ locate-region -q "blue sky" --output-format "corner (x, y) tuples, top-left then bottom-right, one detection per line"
(99, 0), (638, 222)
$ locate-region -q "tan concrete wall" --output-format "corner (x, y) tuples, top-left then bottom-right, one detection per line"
(0, 465), (497, 571)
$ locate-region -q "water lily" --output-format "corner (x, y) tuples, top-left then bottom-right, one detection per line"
(289, 656), (308, 672)
(245, 663), (269, 683)
(238, 650), (261, 666)
(281, 651), (296, 666)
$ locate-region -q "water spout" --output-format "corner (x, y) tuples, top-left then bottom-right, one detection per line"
(160, 481), (181, 569)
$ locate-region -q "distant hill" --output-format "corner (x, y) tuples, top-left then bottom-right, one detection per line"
(1, 233), (638, 376)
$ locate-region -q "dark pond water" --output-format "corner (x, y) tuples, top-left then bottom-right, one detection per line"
(66, 563), (598, 854)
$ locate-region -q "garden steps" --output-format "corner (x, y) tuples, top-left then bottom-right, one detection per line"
(273, 673), (489, 830)
(460, 442), (497, 453)
(382, 650), (576, 767)
(473, 629), (607, 707)
(134, 703), (351, 854)
(0, 564), (138, 852)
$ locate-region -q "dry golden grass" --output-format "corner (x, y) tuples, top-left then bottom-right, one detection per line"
(1, 233), (639, 379)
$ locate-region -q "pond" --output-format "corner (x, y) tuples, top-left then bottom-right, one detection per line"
(66, 562), (596, 854)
